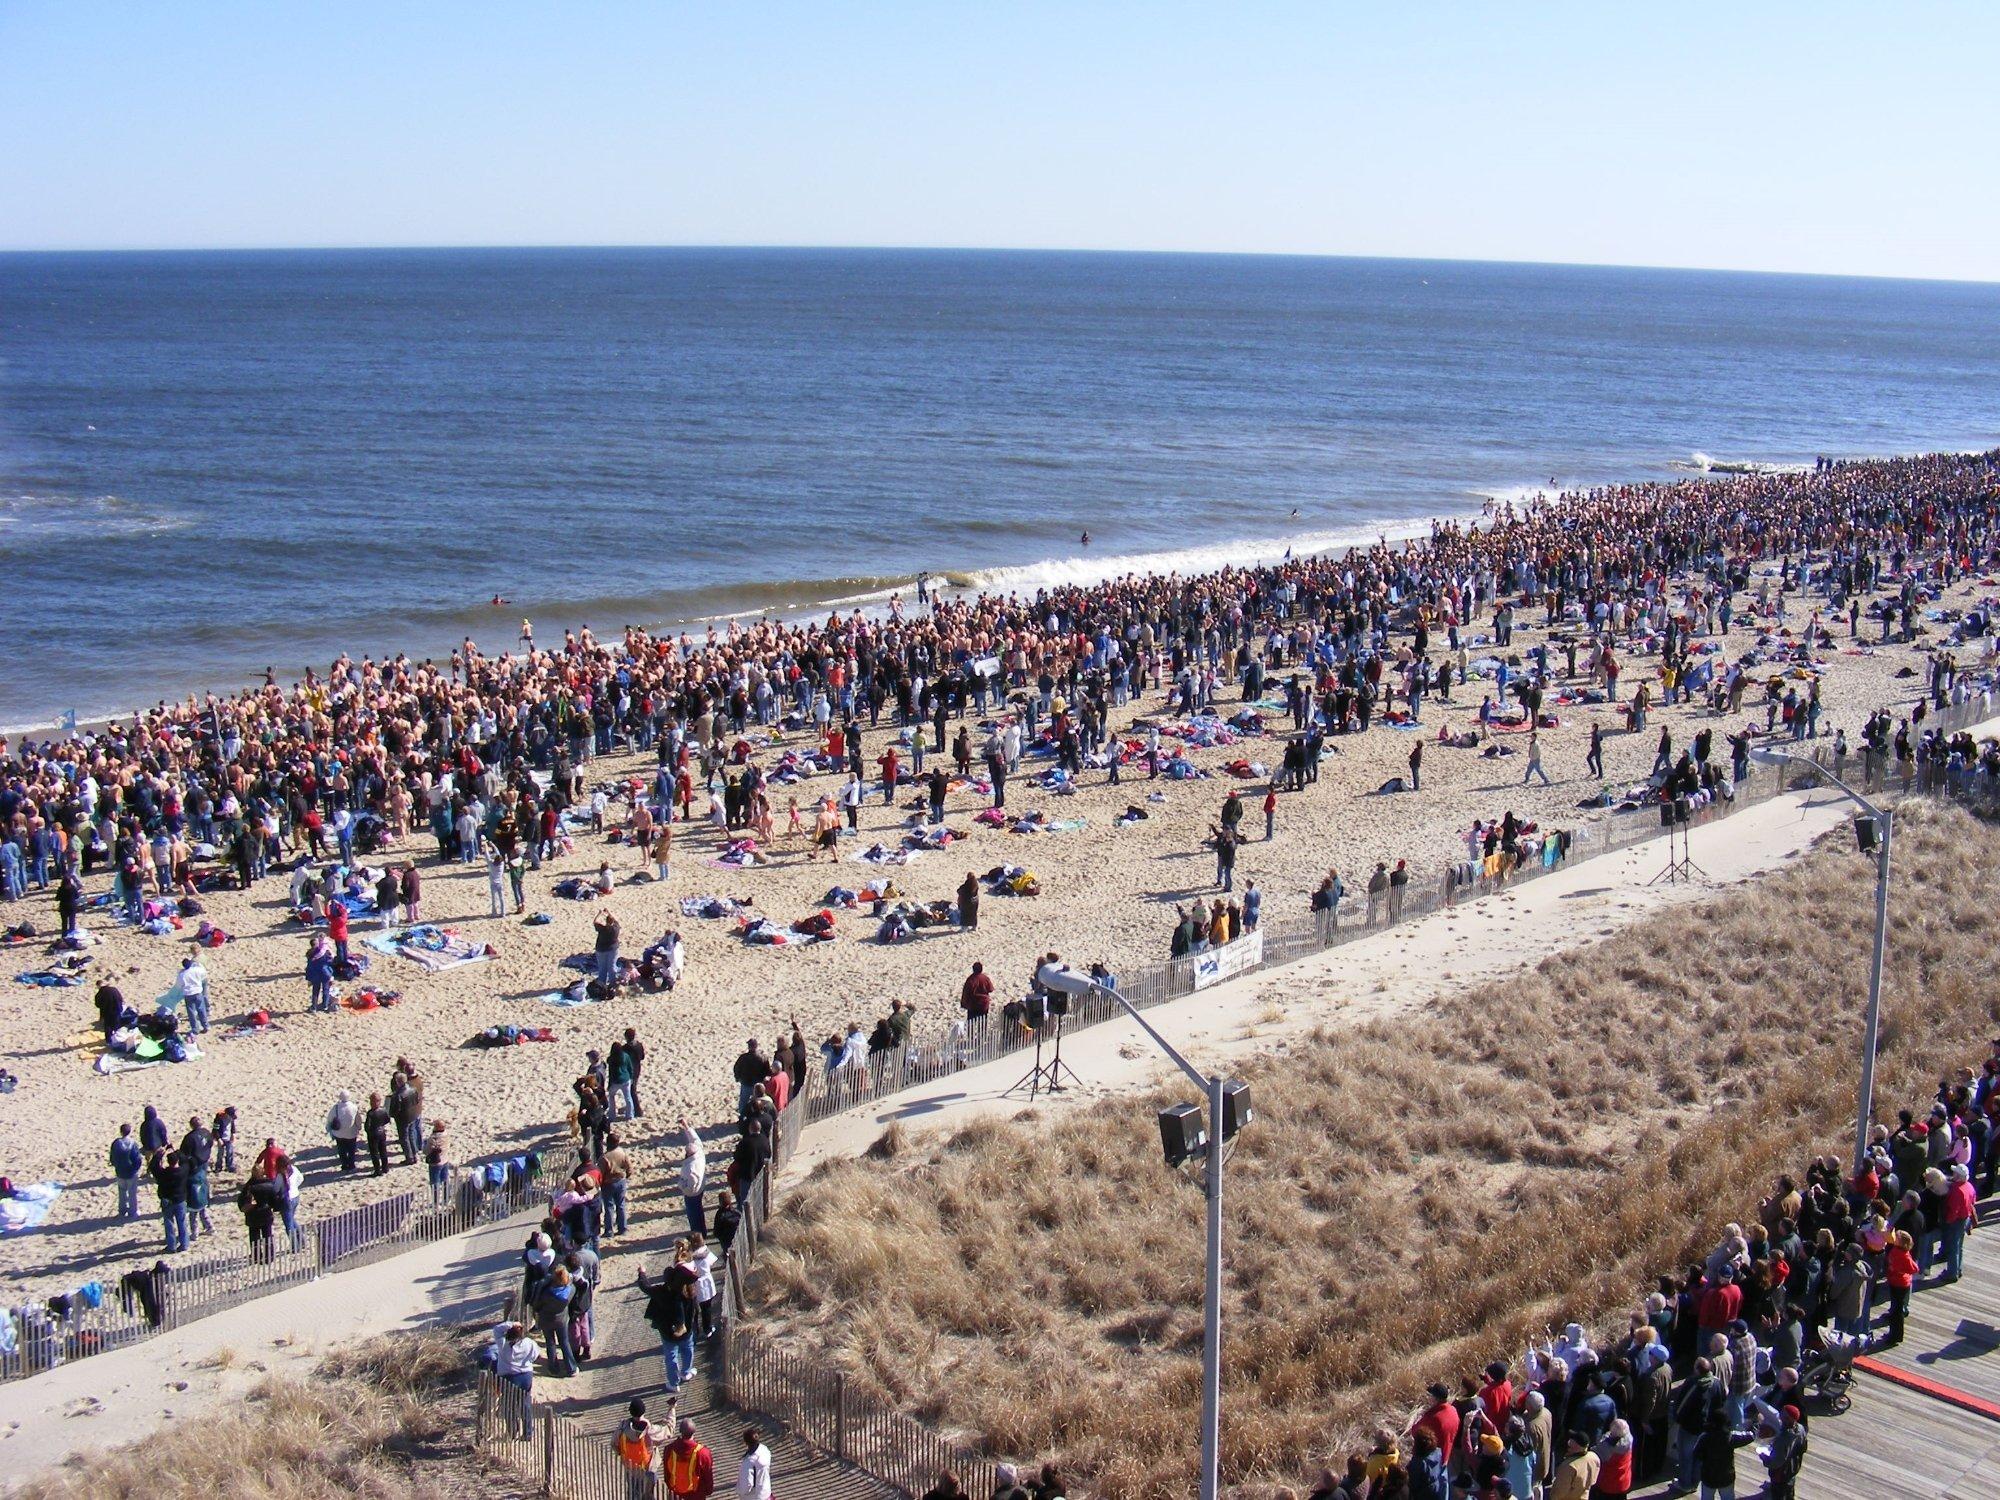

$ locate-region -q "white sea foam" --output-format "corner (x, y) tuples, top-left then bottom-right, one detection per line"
(951, 517), (1451, 598)
(0, 492), (189, 546)
(1673, 451), (1811, 477)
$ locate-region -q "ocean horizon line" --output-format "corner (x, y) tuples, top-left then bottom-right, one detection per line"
(3, 241), (1998, 290)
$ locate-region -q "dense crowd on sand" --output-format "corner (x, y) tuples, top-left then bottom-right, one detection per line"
(3, 450), (2000, 1301)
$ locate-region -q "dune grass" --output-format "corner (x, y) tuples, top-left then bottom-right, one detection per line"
(750, 798), (2000, 1497)
(15, 1328), (510, 1500)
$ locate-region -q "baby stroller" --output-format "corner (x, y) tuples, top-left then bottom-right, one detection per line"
(1800, 1328), (1861, 1413)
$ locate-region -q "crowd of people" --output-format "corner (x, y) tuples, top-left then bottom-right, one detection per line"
(0, 451), (1993, 1099)
(481, 1018), (797, 1478)
(1209, 1043), (1995, 1500)
(97, 1048), (445, 1262)
(7, 449), (1999, 948)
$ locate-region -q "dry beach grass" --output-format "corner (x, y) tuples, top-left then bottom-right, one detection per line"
(9, 1328), (515, 1500)
(749, 798), (2000, 1497)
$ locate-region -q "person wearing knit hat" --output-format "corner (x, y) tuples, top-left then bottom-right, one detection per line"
(1552, 1432), (1599, 1500)
(1763, 1405), (1808, 1500)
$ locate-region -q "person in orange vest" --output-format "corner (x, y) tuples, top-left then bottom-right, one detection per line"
(660, 1415), (715, 1499)
(615, 1398), (659, 1499)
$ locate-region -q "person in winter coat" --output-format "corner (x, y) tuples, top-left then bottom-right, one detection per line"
(1827, 1243), (1870, 1336)
(364, 1092), (393, 1175)
(1762, 1406), (1809, 1500)
(1550, 1432), (1600, 1500)
(1883, 1229), (1919, 1345)
(109, 1124), (145, 1219)
(325, 1089), (362, 1173)
(638, 1248), (700, 1396)
(660, 1415), (715, 1499)
(1692, 1412), (1753, 1499)
(736, 1427), (771, 1500)
(614, 1398), (657, 1494)
(679, 1118), (708, 1234)
(1939, 1163), (1978, 1282)
(492, 1319), (537, 1438)
(531, 1265), (579, 1376)
(237, 1163), (283, 1262)
(1407, 1431), (1449, 1500)
(1593, 1417), (1635, 1499)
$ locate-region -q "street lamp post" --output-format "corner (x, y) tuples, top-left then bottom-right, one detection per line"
(1754, 749), (1893, 1174)
(1040, 968), (1235, 1500)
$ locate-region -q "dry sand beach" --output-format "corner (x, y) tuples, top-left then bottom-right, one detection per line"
(0, 569), (1987, 1299)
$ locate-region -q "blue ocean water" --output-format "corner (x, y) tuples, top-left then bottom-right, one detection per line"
(1, 248), (1997, 730)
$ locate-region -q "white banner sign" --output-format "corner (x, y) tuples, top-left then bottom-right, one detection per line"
(1190, 930), (1264, 991)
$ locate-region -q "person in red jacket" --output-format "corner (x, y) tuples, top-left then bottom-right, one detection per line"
(660, 1415), (715, 1499)
(1595, 1416), (1636, 1498)
(1939, 1164), (1978, 1282)
(1883, 1229), (1919, 1345)
(1410, 1382), (1460, 1461)
(1477, 1360), (1513, 1431)
(325, 896), (350, 968)
(1696, 1265), (1743, 1335)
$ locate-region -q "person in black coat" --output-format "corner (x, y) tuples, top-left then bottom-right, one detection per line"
(711, 1189), (742, 1257)
(95, 982), (128, 1037)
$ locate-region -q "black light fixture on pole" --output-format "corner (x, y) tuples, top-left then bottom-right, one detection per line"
(1038, 965), (1248, 1500)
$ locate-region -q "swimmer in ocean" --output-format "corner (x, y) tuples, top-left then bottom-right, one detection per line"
(1081, 531), (1091, 546)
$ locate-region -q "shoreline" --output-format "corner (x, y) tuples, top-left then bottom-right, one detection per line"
(19, 434), (1993, 739)
(1, 507), (1478, 739)
(15, 435), (1997, 740)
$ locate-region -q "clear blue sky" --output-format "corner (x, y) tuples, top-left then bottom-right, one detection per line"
(2, 1), (1994, 280)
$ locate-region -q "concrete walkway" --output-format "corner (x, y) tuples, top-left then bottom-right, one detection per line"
(536, 1171), (897, 1499)
(789, 777), (1868, 1176)
(0, 1206), (529, 1485)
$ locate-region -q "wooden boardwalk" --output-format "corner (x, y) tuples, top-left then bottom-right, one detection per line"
(1796, 1194), (2000, 1500)
(1630, 1193), (2000, 1499)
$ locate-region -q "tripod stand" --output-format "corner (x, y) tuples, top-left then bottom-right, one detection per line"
(1648, 813), (1708, 885)
(1002, 1013), (1085, 1099)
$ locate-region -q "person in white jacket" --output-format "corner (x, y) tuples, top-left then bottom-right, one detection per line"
(678, 1118), (707, 1236)
(737, 1427), (771, 1500)
(281, 1157), (305, 1250)
(489, 1316), (537, 1439)
(325, 1089), (362, 1174)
